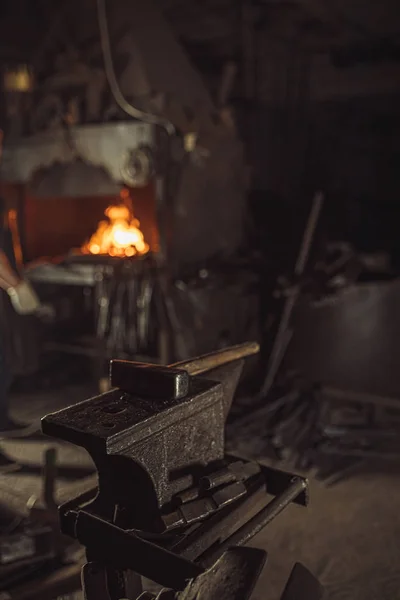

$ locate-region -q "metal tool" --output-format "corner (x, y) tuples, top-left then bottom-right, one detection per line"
(41, 342), (322, 600)
(259, 192), (324, 399)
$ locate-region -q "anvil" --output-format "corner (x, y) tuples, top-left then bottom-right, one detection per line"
(41, 343), (321, 600)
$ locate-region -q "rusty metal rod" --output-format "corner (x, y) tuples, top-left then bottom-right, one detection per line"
(258, 192), (324, 398)
(173, 341), (260, 376)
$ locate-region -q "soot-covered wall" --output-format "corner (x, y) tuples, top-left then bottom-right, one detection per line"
(242, 36), (400, 259)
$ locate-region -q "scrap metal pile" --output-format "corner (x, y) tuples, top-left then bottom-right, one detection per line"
(230, 379), (400, 486)
(229, 193), (400, 485)
(34, 343), (323, 600)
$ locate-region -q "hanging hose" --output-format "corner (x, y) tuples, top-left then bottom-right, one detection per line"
(96, 0), (175, 135)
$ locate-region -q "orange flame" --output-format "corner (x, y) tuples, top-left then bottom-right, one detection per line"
(82, 191), (149, 258)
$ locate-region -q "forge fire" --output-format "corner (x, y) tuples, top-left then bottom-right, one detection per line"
(81, 189), (149, 258)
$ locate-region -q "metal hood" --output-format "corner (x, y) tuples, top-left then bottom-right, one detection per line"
(0, 122), (155, 197)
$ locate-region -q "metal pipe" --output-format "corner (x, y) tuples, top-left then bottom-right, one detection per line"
(96, 0), (174, 134)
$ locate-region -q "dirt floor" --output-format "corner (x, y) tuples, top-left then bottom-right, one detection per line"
(1, 383), (400, 600)
(252, 468), (400, 600)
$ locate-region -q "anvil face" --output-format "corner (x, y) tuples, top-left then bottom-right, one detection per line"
(42, 378), (221, 452)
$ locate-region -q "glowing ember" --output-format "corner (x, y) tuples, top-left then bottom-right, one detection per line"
(82, 192), (149, 257)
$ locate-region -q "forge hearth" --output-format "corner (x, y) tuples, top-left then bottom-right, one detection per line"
(2, 122), (246, 271)
(1, 117), (254, 378)
(20, 184), (162, 368)
(12, 177), (258, 376)
(23, 184), (159, 262)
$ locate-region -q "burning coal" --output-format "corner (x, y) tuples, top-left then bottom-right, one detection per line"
(82, 189), (149, 258)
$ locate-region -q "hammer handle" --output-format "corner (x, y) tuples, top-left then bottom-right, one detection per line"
(173, 341), (259, 376)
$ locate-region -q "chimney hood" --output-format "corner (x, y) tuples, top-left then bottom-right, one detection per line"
(0, 121), (156, 197)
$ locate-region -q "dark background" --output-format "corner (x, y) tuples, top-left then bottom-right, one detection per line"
(1, 0), (400, 260)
